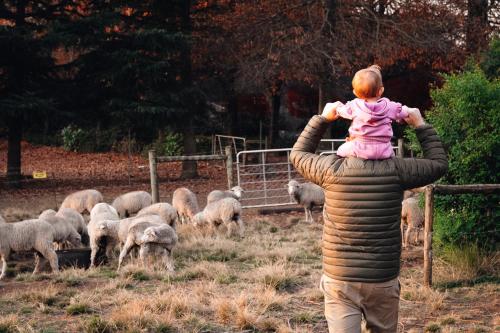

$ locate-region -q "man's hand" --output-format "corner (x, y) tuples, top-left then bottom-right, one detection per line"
(321, 102), (341, 122)
(405, 108), (425, 128)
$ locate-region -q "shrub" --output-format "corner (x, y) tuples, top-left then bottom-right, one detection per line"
(405, 57), (499, 248)
(61, 125), (86, 152)
(83, 316), (114, 333)
(66, 303), (93, 315)
(161, 132), (183, 156)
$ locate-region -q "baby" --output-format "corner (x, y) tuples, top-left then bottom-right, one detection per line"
(324, 65), (416, 159)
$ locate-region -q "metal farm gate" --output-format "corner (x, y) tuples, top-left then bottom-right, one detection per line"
(236, 139), (403, 208)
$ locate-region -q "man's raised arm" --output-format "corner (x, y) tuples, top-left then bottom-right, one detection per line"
(395, 109), (448, 189)
(290, 105), (340, 186)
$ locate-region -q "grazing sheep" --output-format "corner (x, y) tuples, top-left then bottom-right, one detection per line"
(57, 208), (88, 246)
(117, 214), (166, 247)
(112, 191), (152, 218)
(193, 197), (244, 237)
(137, 203), (177, 229)
(287, 180), (325, 223)
(88, 203), (120, 267)
(60, 189), (104, 214)
(117, 221), (177, 271)
(88, 219), (120, 268)
(90, 203), (119, 222)
(206, 186), (244, 204)
(172, 187), (200, 224)
(0, 219), (59, 279)
(401, 195), (424, 248)
(38, 211), (82, 250)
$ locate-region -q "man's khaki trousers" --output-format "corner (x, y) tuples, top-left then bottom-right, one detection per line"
(319, 274), (400, 333)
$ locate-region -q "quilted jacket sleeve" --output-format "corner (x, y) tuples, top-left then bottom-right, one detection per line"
(290, 115), (340, 187)
(394, 124), (448, 189)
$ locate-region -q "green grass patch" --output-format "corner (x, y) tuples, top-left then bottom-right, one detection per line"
(66, 303), (93, 315)
(440, 317), (456, 325)
(425, 323), (441, 332)
(83, 316), (114, 333)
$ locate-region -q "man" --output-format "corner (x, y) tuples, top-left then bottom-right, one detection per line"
(290, 106), (447, 332)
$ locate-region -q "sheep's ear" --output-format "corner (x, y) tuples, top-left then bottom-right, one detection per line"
(150, 229), (158, 237)
(99, 225), (107, 230)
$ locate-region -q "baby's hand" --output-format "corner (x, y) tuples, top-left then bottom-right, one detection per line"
(321, 101), (342, 122)
(405, 108), (425, 128)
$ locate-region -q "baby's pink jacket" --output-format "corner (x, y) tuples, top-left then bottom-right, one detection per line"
(336, 97), (409, 159)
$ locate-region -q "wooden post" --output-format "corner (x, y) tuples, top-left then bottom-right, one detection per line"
(423, 185), (435, 287)
(397, 138), (404, 158)
(225, 146), (234, 189)
(149, 150), (159, 203)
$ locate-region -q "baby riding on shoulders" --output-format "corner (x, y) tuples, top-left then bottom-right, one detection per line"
(323, 65), (419, 160)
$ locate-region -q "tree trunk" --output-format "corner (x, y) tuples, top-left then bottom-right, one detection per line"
(466, 0), (489, 53)
(181, 119), (198, 178)
(7, 116), (23, 186)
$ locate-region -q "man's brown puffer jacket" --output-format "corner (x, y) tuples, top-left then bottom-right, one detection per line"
(290, 115), (448, 282)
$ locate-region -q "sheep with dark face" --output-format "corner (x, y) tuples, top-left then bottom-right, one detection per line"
(206, 186), (244, 204)
(287, 180), (325, 223)
(0, 219), (59, 279)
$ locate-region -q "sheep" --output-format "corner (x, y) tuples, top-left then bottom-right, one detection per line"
(172, 187), (200, 224)
(38, 211), (82, 250)
(60, 189), (104, 214)
(117, 214), (166, 247)
(88, 203), (120, 267)
(193, 197), (244, 237)
(57, 208), (88, 246)
(287, 180), (325, 223)
(88, 219), (120, 268)
(117, 221), (178, 271)
(206, 186), (244, 204)
(401, 195), (424, 248)
(112, 191), (152, 218)
(90, 203), (119, 222)
(0, 219), (59, 279)
(137, 203), (177, 229)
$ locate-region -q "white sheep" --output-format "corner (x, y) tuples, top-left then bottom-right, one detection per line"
(287, 180), (325, 223)
(88, 219), (120, 267)
(117, 214), (166, 247)
(401, 195), (424, 248)
(112, 191), (152, 218)
(193, 197), (244, 237)
(90, 203), (119, 222)
(206, 186), (244, 204)
(117, 221), (178, 271)
(57, 208), (88, 245)
(41, 209), (88, 246)
(88, 203), (120, 267)
(60, 189), (104, 214)
(38, 211), (82, 249)
(137, 203), (177, 229)
(0, 219), (59, 279)
(172, 187), (200, 224)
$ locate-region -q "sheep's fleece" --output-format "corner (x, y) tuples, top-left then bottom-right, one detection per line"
(60, 189), (104, 213)
(112, 191), (152, 218)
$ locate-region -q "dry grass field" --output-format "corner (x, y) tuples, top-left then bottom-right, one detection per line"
(0, 209), (498, 333)
(0, 143), (498, 332)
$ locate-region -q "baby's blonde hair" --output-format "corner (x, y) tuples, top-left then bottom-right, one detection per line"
(352, 65), (383, 99)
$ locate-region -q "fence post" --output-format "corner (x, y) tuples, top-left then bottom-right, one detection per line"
(397, 138), (404, 158)
(149, 150), (159, 203)
(424, 185), (435, 287)
(225, 146), (234, 189)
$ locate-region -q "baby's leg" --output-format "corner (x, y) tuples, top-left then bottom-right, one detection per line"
(336, 141), (356, 157)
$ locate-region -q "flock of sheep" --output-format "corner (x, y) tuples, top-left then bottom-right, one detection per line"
(0, 186), (245, 280)
(0, 179), (423, 281)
